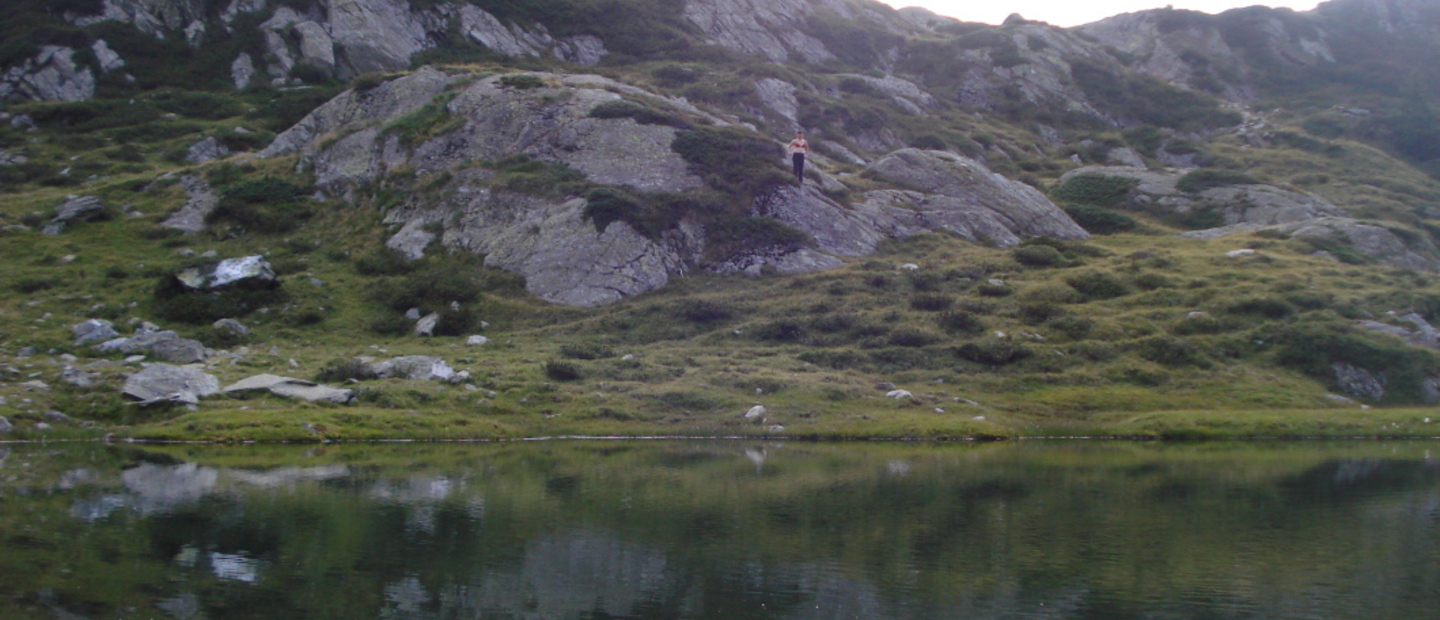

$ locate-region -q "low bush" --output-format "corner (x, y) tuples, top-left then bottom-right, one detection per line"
(752, 319), (808, 342)
(371, 262), (482, 312)
(12, 278), (58, 294)
(1063, 204), (1139, 235)
(588, 99), (688, 127)
(1050, 174), (1138, 207)
(1012, 245), (1065, 267)
(151, 277), (287, 324)
(560, 343), (616, 360)
(910, 293), (955, 311)
(705, 217), (811, 261)
(678, 299), (736, 323)
(543, 360), (583, 381)
(1018, 301), (1066, 324)
(354, 247), (415, 276)
(1136, 336), (1211, 367)
(976, 281), (1013, 297)
(500, 74), (547, 89)
(955, 340), (1032, 365)
(1226, 296), (1293, 319)
(315, 358), (379, 383)
(937, 310), (985, 334)
(888, 328), (941, 347)
(208, 177), (314, 234)
(1065, 271), (1129, 300)
(809, 312), (857, 333)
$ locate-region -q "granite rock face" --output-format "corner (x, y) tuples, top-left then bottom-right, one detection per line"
(122, 364), (220, 405)
(264, 72), (1087, 306)
(0, 46), (96, 102)
(1062, 166), (1349, 227)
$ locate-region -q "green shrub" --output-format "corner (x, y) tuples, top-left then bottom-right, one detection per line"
(587, 99), (687, 127)
(679, 299), (736, 323)
(809, 312), (857, 333)
(1271, 324), (1440, 403)
(1050, 174), (1138, 207)
(1065, 271), (1129, 300)
(672, 126), (787, 206)
(208, 177), (314, 234)
(13, 278), (58, 294)
(1018, 302), (1066, 324)
(888, 328), (941, 347)
(1175, 169), (1259, 193)
(500, 74), (547, 89)
(489, 155), (588, 199)
(152, 92), (247, 120)
(581, 186), (685, 238)
(151, 276), (287, 324)
(1012, 245), (1065, 267)
(560, 343), (615, 360)
(1049, 315), (1095, 339)
(705, 217), (811, 261)
(1137, 336), (1211, 367)
(752, 319), (807, 342)
(316, 358), (379, 383)
(543, 360), (583, 381)
(955, 340), (1032, 365)
(911, 293), (955, 311)
(371, 262), (482, 312)
(368, 313), (411, 336)
(909, 134), (948, 150)
(354, 247), (415, 276)
(1226, 296), (1293, 319)
(976, 281), (1012, 297)
(1063, 204), (1139, 234)
(937, 310), (985, 334)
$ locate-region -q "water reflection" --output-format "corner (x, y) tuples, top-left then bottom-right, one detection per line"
(0, 441), (1436, 619)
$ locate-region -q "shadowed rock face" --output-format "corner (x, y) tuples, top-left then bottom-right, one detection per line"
(265, 72), (1086, 306)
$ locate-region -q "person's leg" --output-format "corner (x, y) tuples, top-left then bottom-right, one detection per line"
(793, 153), (804, 182)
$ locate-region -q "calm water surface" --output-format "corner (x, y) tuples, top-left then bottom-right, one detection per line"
(0, 440), (1436, 619)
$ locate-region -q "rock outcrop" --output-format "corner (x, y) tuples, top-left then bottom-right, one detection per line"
(0, 46), (96, 102)
(264, 71), (1086, 306)
(223, 374), (356, 404)
(1185, 217), (1440, 272)
(1061, 166), (1348, 227)
(122, 363), (220, 405)
(161, 175), (220, 235)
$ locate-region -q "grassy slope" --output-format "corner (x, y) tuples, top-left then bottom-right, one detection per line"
(4, 33), (1440, 441)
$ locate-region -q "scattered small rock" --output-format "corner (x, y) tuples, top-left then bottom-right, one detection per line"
(744, 405), (766, 420)
(886, 389), (912, 399)
(466, 335), (489, 346)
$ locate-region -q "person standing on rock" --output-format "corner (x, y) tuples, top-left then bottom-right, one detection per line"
(787, 130), (809, 184)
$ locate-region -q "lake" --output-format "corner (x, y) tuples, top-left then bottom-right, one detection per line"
(0, 440), (1436, 619)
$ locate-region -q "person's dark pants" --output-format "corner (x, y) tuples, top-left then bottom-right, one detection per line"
(792, 153), (805, 183)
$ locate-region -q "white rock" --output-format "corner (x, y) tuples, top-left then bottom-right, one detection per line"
(466, 335), (489, 346)
(744, 405), (766, 420)
(886, 389), (912, 399)
(1225, 249), (1257, 258)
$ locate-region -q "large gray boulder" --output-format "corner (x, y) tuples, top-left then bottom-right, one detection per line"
(122, 364), (220, 405)
(95, 330), (208, 364)
(865, 149), (1089, 244)
(445, 193), (684, 307)
(223, 374), (356, 404)
(73, 319), (120, 345)
(175, 256), (277, 290)
(0, 46), (96, 102)
(42, 195), (107, 235)
(369, 355), (463, 382)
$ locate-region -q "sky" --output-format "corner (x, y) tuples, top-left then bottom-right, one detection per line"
(877, 0), (1323, 28)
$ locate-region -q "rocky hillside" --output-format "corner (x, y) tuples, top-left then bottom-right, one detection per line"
(4, 0), (1440, 436)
